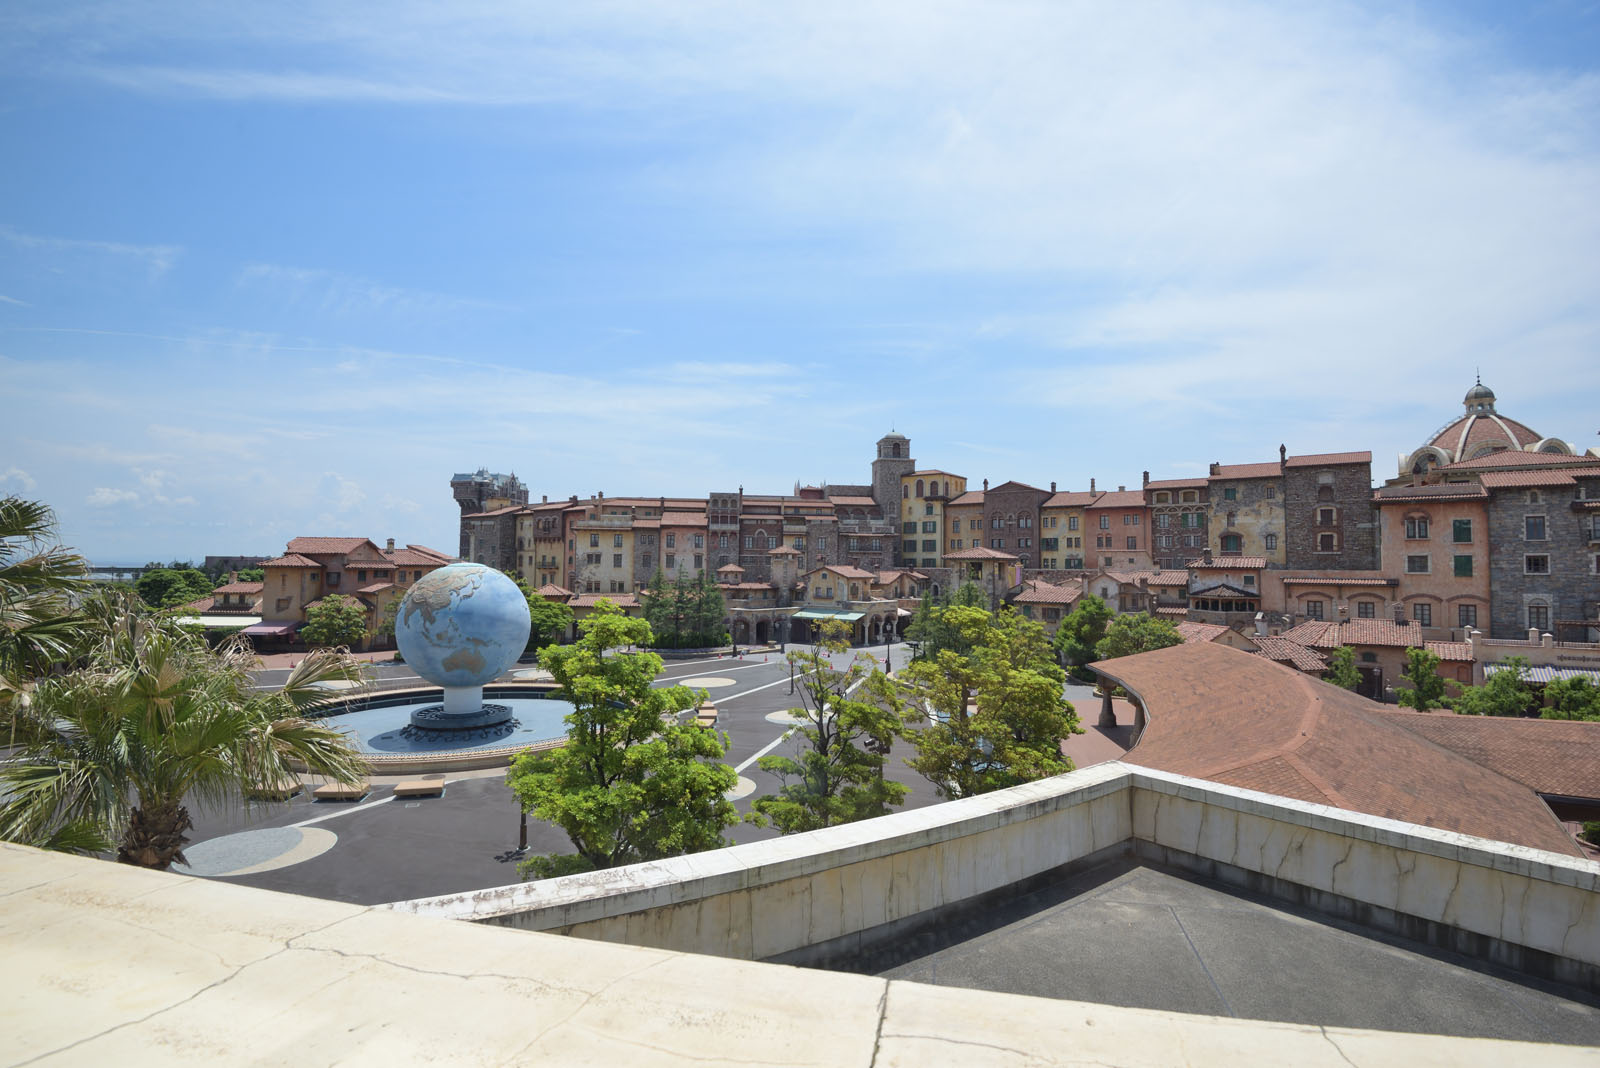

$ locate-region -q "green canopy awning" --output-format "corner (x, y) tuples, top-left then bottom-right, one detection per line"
(791, 609), (866, 621)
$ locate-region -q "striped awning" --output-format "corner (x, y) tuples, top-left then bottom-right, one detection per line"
(792, 609), (866, 621)
(1483, 663), (1600, 684)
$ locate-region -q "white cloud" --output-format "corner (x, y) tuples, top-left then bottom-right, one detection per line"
(0, 224), (181, 277)
(0, 294), (29, 306)
(86, 487), (139, 507)
(237, 263), (503, 317)
(1, 466), (36, 491)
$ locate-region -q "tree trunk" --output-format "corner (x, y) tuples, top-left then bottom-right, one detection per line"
(118, 799), (194, 870)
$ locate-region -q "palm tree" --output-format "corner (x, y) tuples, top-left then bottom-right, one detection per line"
(1, 593), (371, 868)
(0, 496), (93, 710)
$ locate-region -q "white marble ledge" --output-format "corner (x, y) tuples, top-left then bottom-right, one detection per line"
(4, 845), (1592, 1068)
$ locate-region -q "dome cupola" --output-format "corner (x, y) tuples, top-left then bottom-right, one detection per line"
(1463, 378), (1496, 413)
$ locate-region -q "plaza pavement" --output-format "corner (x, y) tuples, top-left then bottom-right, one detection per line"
(182, 646), (1127, 905)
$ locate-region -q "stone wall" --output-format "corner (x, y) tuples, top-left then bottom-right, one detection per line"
(1209, 476), (1286, 565)
(1487, 479), (1600, 638)
(1284, 460), (1378, 570)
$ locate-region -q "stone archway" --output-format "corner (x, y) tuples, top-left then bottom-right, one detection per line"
(734, 619), (750, 643)
(755, 619), (770, 644)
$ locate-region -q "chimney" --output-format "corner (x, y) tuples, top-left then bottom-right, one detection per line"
(1118, 485), (1125, 493)
(597, 490), (604, 500)
(1337, 602), (1349, 621)
(1143, 470), (1150, 487)
(1090, 478), (1097, 493)
(1209, 462), (1220, 476)
(1254, 611), (1267, 637)
(386, 538), (395, 552)
(542, 494), (548, 503)
(983, 478), (989, 491)
(228, 570), (238, 584)
(1279, 444), (1287, 468)
(1393, 602), (1407, 625)
(1051, 481), (1056, 492)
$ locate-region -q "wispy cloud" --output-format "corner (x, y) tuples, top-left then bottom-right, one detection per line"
(0, 466), (36, 491)
(0, 295), (29, 306)
(238, 263), (505, 317)
(0, 224), (181, 276)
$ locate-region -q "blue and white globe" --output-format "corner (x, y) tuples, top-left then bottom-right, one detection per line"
(395, 563), (531, 690)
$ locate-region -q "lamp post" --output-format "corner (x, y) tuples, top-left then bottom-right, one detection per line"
(884, 622), (893, 673)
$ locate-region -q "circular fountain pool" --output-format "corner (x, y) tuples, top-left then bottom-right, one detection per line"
(312, 685), (576, 773)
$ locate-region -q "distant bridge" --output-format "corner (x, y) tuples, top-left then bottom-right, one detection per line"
(86, 565), (154, 582)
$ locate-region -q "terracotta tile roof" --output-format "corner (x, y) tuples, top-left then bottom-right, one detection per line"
(287, 537), (380, 555)
(212, 581), (264, 595)
(463, 504), (524, 518)
(724, 581), (776, 591)
(384, 550), (451, 567)
(570, 593), (639, 608)
(947, 491), (985, 506)
(178, 595), (216, 614)
(826, 496), (878, 507)
(1285, 451), (1371, 467)
(987, 480), (1049, 494)
(261, 553), (322, 568)
(1381, 711), (1600, 801)
(1373, 483), (1487, 502)
(1439, 450), (1600, 471)
(1251, 635), (1328, 672)
(1423, 640), (1474, 662)
(1189, 581), (1257, 598)
(1043, 490), (1099, 508)
(1012, 579), (1083, 605)
(403, 545), (454, 561)
(1209, 462), (1280, 480)
(1143, 477), (1208, 490)
(1146, 571), (1191, 587)
(1281, 618), (1424, 649)
(1086, 490), (1146, 509)
(716, 563), (745, 573)
(357, 582), (395, 594)
(1156, 606), (1190, 619)
(1191, 557), (1266, 569)
(536, 583), (573, 599)
(1092, 642), (1581, 856)
(1477, 470), (1579, 488)
(809, 564), (877, 580)
(910, 469), (963, 477)
(1175, 621), (1230, 643)
(944, 546), (1019, 561)
(767, 545), (802, 556)
(1280, 574), (1397, 587)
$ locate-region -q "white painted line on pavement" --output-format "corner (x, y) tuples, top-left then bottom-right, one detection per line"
(653, 662), (773, 686)
(712, 675), (797, 703)
(735, 730), (794, 774)
(293, 794), (396, 827)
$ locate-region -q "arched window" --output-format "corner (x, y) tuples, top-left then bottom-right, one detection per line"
(891, 443), (901, 458)
(902, 486), (909, 498)
(850, 584), (860, 600)
(916, 479), (924, 497)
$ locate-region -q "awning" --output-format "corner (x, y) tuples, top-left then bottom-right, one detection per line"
(180, 615), (262, 629)
(1484, 663), (1600, 684)
(242, 621), (298, 637)
(792, 609), (866, 621)
(896, 608), (914, 617)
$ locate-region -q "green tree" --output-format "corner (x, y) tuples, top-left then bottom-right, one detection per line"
(502, 569), (574, 652)
(1452, 657), (1537, 717)
(1395, 647), (1448, 710)
(234, 568), (264, 583)
(906, 581), (990, 660)
(134, 567), (214, 610)
(1542, 676), (1600, 721)
(0, 595), (369, 866)
(0, 498), (93, 713)
(1054, 594), (1111, 679)
(1095, 612), (1182, 661)
(506, 601), (738, 878)
(1323, 646), (1361, 691)
(301, 594), (370, 648)
(692, 570), (729, 646)
(900, 606), (1081, 799)
(749, 619), (907, 833)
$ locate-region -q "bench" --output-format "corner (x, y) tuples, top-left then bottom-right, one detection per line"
(393, 776), (446, 799)
(244, 779), (302, 801)
(695, 701), (718, 727)
(312, 781), (371, 802)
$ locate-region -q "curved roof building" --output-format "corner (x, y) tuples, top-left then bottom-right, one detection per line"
(1399, 379), (1580, 477)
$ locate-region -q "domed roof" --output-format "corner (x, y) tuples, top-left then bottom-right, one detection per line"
(1463, 380), (1496, 406)
(1401, 380), (1557, 476)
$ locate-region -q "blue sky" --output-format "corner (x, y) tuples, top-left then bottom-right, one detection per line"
(2, 1), (1597, 563)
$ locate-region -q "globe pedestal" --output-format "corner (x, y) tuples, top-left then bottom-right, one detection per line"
(444, 685), (483, 716)
(406, 693), (515, 731)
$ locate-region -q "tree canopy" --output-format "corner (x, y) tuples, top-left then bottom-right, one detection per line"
(640, 568), (727, 649)
(900, 606), (1080, 799)
(749, 619), (906, 834)
(1323, 646), (1361, 690)
(1395, 647), (1448, 710)
(1094, 612), (1182, 661)
(906, 580), (989, 660)
(1452, 657), (1537, 717)
(502, 569), (574, 652)
(1543, 676), (1600, 721)
(134, 567), (215, 610)
(1, 497), (93, 710)
(1053, 594), (1111, 678)
(506, 601), (738, 878)
(300, 594), (370, 648)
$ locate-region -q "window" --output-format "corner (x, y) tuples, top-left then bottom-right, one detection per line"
(1042, 538), (1059, 551)
(1126, 537), (1137, 550)
(1452, 519), (1473, 543)
(991, 538), (1005, 549)
(1265, 485), (1276, 499)
(1306, 600), (1324, 620)
(1525, 515), (1546, 541)
(718, 534), (729, 549)
(1405, 555), (1430, 573)
(792, 537), (805, 549)
(922, 521), (937, 533)
(612, 553), (622, 567)
(1154, 492), (1170, 504)
(642, 552), (653, 570)
(1099, 515), (1110, 529)
(1223, 488), (1237, 501)
(1318, 534), (1336, 552)
(1068, 516), (1080, 531)
(1356, 600), (1375, 619)
(276, 597), (290, 611)
(666, 534), (676, 548)
(1413, 603), (1432, 627)
(767, 537), (778, 550)
(694, 554), (703, 570)
(356, 570), (368, 582)
(1317, 507), (1336, 528)
(902, 486), (909, 498)
(1458, 604), (1477, 628)
(666, 554), (676, 570)
(915, 479), (924, 497)
(613, 534), (624, 548)
(1020, 514), (1033, 528)
(1220, 534), (1242, 553)
(1404, 517), (1428, 539)
(694, 534), (704, 549)
(589, 533), (599, 547)
(1242, 574), (1255, 587)
(951, 519), (962, 533)
(817, 538), (826, 553)
(1529, 604), (1549, 631)
(743, 536), (754, 549)
(1453, 555), (1473, 578)
(1264, 534), (1278, 551)
(1524, 554), (1549, 574)
(1017, 537), (1032, 549)
(949, 539), (962, 550)
(903, 539), (918, 553)
(924, 503), (934, 516)
(922, 540), (936, 552)
(325, 573), (338, 587)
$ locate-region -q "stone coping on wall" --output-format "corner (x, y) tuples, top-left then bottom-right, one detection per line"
(3, 842), (1596, 1066)
(385, 761), (1600, 981)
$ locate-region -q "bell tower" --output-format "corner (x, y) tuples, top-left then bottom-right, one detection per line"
(871, 433), (915, 557)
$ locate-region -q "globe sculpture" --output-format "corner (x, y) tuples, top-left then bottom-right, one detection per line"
(394, 562), (532, 731)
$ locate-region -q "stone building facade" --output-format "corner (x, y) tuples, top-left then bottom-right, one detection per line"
(977, 481), (1051, 569)
(1145, 475), (1208, 570)
(870, 433), (916, 562)
(1206, 460), (1285, 565)
(1485, 469), (1600, 639)
(1283, 452), (1377, 571)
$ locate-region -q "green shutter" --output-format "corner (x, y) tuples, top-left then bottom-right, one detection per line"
(1454, 555), (1473, 578)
